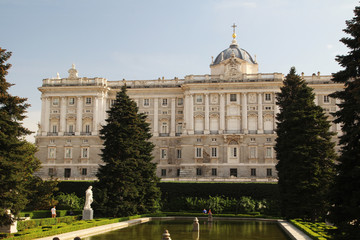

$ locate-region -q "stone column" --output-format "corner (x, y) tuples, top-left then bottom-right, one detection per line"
(153, 98), (159, 136)
(183, 94), (190, 134)
(60, 97), (67, 135)
(189, 94), (194, 134)
(76, 97), (83, 135)
(170, 97), (176, 136)
(219, 93), (225, 133)
(241, 93), (248, 134)
(204, 93), (210, 134)
(44, 97), (50, 134)
(40, 97), (46, 135)
(257, 93), (263, 134)
(92, 96), (98, 134)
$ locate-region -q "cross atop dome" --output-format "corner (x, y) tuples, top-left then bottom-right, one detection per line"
(231, 23), (237, 39)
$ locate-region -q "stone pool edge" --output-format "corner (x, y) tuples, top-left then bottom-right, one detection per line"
(35, 217), (311, 240)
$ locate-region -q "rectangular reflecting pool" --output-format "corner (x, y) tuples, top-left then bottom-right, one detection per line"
(84, 219), (291, 240)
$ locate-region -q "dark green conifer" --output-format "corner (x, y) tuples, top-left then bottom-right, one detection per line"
(329, 5), (360, 239)
(275, 67), (336, 221)
(95, 86), (160, 217)
(0, 48), (41, 226)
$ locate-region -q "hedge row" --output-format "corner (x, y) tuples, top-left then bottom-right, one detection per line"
(19, 210), (68, 219)
(290, 219), (334, 240)
(159, 182), (279, 201)
(57, 181), (279, 201)
(17, 215), (81, 231)
(4, 215), (144, 240)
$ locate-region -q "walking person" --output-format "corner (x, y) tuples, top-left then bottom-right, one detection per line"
(51, 206), (56, 218)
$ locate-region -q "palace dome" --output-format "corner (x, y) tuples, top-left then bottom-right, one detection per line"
(212, 39), (256, 65)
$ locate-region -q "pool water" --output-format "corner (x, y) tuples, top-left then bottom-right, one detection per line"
(84, 219), (290, 240)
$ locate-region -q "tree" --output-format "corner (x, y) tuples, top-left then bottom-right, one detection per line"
(25, 177), (59, 210)
(0, 48), (41, 226)
(328, 5), (360, 239)
(95, 86), (160, 217)
(275, 67), (336, 221)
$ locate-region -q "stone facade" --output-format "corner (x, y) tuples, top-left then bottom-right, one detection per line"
(35, 37), (343, 181)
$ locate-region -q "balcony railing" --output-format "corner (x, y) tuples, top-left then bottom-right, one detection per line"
(194, 131), (204, 134)
(47, 132), (58, 136)
(210, 130), (219, 134)
(80, 132), (92, 136)
(64, 132), (75, 136)
(264, 130), (275, 134)
(175, 133), (182, 136)
(224, 130), (242, 134)
(248, 130), (258, 134)
(159, 133), (170, 137)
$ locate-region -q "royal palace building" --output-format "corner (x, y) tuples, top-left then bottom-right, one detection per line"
(35, 32), (343, 181)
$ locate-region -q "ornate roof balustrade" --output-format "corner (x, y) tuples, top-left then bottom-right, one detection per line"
(42, 77), (107, 87)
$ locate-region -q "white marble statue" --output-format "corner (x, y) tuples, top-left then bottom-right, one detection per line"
(84, 186), (93, 210)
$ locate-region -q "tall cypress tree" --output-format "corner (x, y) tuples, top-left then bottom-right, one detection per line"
(329, 5), (360, 239)
(0, 48), (41, 226)
(95, 86), (160, 217)
(275, 67), (336, 221)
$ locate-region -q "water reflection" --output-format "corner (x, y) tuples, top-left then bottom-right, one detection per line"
(84, 220), (290, 240)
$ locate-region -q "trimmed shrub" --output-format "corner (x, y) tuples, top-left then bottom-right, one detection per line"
(19, 210), (68, 219)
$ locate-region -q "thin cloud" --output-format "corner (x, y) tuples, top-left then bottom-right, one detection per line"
(214, 0), (257, 10)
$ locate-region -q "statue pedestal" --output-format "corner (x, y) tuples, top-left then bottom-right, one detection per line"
(82, 209), (93, 220)
(0, 221), (17, 233)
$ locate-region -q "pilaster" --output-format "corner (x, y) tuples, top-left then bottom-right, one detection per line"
(153, 98), (159, 136)
(204, 93), (210, 134)
(219, 93), (225, 133)
(241, 93), (248, 134)
(257, 93), (263, 134)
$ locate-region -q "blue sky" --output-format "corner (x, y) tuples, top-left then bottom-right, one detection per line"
(1, 0), (358, 142)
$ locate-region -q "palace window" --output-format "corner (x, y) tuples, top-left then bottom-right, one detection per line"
(176, 149), (182, 159)
(143, 99), (150, 106)
(85, 124), (91, 133)
(68, 125), (74, 133)
(85, 97), (92, 105)
(249, 147), (257, 158)
(196, 95), (203, 103)
(230, 168), (238, 177)
(162, 98), (168, 106)
(266, 138), (272, 142)
(48, 148), (56, 159)
(161, 149), (167, 159)
(250, 138), (255, 142)
(161, 122), (168, 133)
(212, 168), (217, 176)
(81, 168), (87, 176)
(52, 125), (58, 133)
(324, 95), (330, 103)
(265, 147), (273, 158)
(267, 168), (272, 177)
(81, 148), (89, 158)
(195, 147), (203, 158)
(48, 168), (55, 177)
(251, 168), (256, 176)
(211, 147), (218, 158)
(64, 168), (71, 178)
(52, 98), (59, 106)
(177, 169), (180, 176)
(265, 93), (272, 101)
(161, 169), (167, 176)
(230, 94), (237, 102)
(177, 98), (183, 106)
(196, 168), (202, 176)
(177, 123), (183, 134)
(231, 147), (237, 158)
(50, 139), (55, 144)
(69, 97), (75, 105)
(64, 148), (72, 159)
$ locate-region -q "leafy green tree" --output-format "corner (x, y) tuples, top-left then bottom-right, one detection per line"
(95, 86), (160, 217)
(275, 67), (336, 221)
(0, 48), (41, 226)
(328, 5), (360, 239)
(56, 192), (83, 210)
(26, 177), (59, 210)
